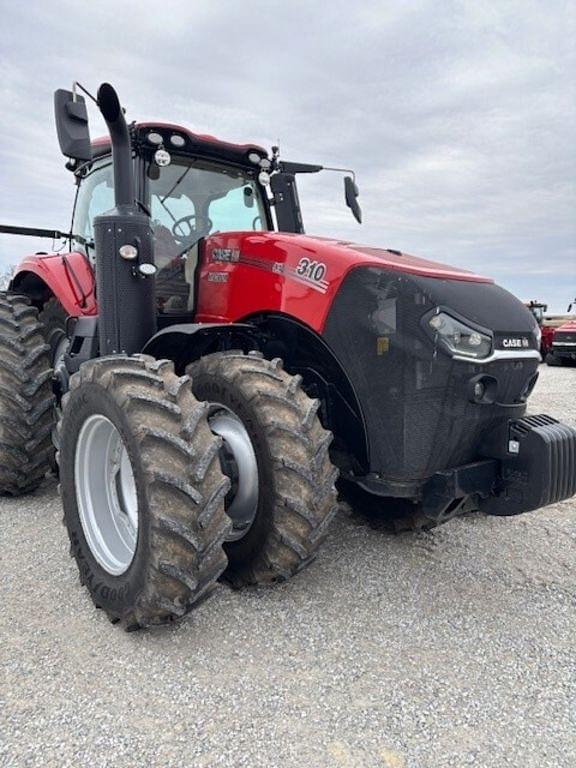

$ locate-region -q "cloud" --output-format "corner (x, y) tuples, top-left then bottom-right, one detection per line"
(0, 0), (574, 310)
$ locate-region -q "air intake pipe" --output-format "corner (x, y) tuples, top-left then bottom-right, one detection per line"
(93, 83), (156, 356)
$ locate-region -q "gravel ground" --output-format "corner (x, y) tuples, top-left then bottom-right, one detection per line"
(1, 364), (575, 768)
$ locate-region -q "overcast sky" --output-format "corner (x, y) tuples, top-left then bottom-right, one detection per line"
(1, 0), (574, 310)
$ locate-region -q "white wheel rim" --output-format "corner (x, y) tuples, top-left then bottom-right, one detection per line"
(74, 415), (139, 575)
(208, 405), (259, 541)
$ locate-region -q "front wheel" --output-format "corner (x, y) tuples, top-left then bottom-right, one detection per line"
(545, 352), (570, 367)
(58, 355), (231, 629)
(188, 351), (339, 587)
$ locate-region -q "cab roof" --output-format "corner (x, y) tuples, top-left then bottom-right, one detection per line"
(91, 121), (267, 166)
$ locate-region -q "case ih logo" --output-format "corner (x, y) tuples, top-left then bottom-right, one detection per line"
(502, 337), (530, 348)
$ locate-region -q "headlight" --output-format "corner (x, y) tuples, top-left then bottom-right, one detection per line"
(428, 311), (492, 359)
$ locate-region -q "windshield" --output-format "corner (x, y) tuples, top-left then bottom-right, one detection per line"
(148, 158), (268, 268)
(72, 160), (114, 250)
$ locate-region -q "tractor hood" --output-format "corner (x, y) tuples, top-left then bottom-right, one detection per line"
(206, 231), (493, 284)
(551, 318), (576, 360)
(199, 231), (515, 336)
(293, 234), (493, 283)
(555, 318), (576, 335)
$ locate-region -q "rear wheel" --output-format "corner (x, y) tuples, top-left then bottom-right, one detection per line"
(0, 293), (55, 495)
(188, 351), (339, 587)
(58, 355), (231, 629)
(39, 297), (68, 468)
(39, 297), (68, 367)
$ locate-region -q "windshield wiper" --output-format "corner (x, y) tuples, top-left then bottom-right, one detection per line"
(155, 163), (195, 226)
(155, 194), (178, 225)
(161, 164), (193, 204)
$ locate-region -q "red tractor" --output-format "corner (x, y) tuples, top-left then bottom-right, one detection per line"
(525, 299), (576, 362)
(547, 313), (576, 366)
(524, 301), (554, 356)
(1, 83), (575, 629)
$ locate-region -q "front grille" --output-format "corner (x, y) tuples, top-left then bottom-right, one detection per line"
(322, 267), (539, 481)
(554, 333), (576, 344)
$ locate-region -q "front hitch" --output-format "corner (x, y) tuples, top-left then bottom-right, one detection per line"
(419, 414), (576, 522)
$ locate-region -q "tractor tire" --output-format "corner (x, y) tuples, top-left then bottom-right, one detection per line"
(188, 351), (339, 588)
(39, 297), (68, 471)
(39, 297), (68, 364)
(0, 293), (55, 495)
(545, 352), (563, 367)
(546, 352), (574, 368)
(546, 352), (573, 367)
(57, 354), (231, 629)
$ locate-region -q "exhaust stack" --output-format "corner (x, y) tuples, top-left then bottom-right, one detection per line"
(93, 83), (156, 356)
(97, 83), (135, 208)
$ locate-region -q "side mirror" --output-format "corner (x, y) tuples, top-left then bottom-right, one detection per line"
(54, 89), (92, 162)
(344, 176), (362, 224)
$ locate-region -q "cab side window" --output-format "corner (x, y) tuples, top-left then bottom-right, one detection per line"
(208, 185), (265, 232)
(72, 160), (114, 254)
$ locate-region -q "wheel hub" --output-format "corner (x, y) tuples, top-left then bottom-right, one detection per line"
(74, 414), (138, 575)
(208, 405), (259, 541)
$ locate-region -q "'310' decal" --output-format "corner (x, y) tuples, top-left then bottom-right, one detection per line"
(296, 258), (327, 282)
(289, 258), (330, 293)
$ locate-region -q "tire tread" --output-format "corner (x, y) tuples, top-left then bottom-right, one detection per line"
(0, 293), (55, 495)
(188, 352), (339, 587)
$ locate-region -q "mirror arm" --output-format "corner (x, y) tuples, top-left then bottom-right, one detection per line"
(323, 166), (356, 183)
(278, 161), (323, 175)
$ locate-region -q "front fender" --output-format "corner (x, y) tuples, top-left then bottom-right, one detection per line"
(141, 322), (259, 373)
(12, 252), (96, 316)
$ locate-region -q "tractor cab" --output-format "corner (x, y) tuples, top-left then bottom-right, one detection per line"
(72, 123), (273, 318)
(524, 300), (547, 325)
(70, 120), (360, 324)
